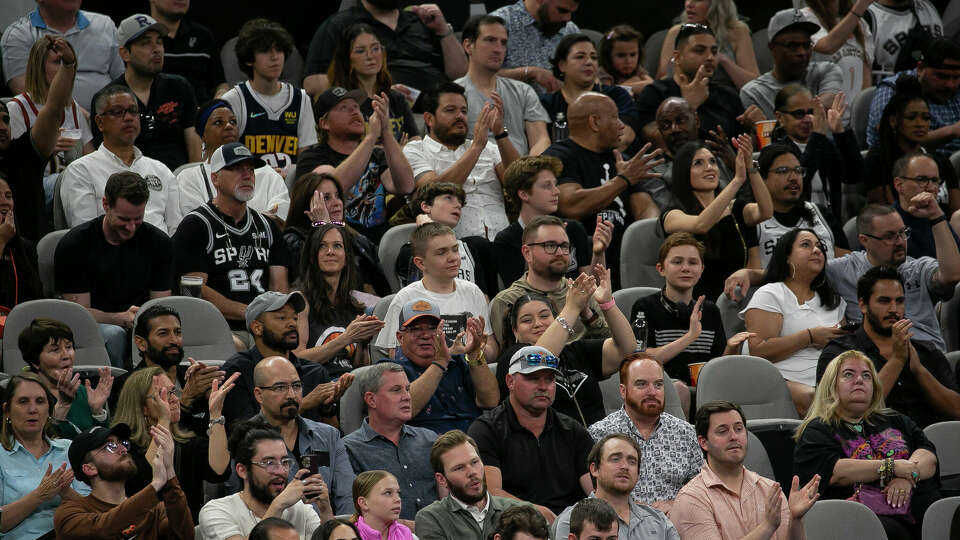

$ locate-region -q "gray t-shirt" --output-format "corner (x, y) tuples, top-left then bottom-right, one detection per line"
(455, 74), (549, 155)
(826, 251), (950, 351)
(739, 62), (844, 119)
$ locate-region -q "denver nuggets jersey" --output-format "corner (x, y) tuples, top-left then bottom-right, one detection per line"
(236, 82), (301, 171)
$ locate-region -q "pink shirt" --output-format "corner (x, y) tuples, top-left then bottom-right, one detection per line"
(670, 464), (794, 540)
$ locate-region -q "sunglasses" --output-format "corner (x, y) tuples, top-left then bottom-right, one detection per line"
(779, 108), (814, 119)
(511, 352), (560, 370)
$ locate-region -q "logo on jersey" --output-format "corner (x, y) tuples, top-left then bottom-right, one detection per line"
(283, 111), (298, 125)
(250, 112), (266, 119)
(189, 36), (197, 48)
(244, 135), (298, 157)
(237, 245), (255, 268)
(144, 174), (162, 191)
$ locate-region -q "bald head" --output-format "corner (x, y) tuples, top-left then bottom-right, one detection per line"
(254, 356), (302, 421)
(568, 93), (621, 151)
(656, 97), (699, 154)
(253, 356), (298, 387)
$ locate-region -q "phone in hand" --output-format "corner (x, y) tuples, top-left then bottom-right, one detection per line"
(300, 452), (330, 475)
(841, 322), (859, 332)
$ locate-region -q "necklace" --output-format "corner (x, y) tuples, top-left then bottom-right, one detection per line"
(844, 419), (864, 433)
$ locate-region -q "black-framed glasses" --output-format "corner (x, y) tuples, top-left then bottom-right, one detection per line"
(250, 457), (295, 473)
(525, 241), (571, 254)
(99, 439), (131, 455)
(862, 227), (911, 244)
(771, 166), (806, 176)
(256, 381), (303, 394)
(899, 176), (942, 187)
(510, 352), (560, 370)
(779, 108), (814, 119)
(772, 40), (813, 50)
(100, 106), (140, 119)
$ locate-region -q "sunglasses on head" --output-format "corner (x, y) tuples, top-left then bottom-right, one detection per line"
(511, 353), (560, 370)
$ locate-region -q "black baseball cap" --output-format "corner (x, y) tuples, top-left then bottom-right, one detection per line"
(314, 87), (367, 118)
(68, 423), (132, 484)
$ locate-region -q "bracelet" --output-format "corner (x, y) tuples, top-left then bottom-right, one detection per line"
(556, 316), (575, 336)
(929, 214), (947, 226)
(430, 361), (448, 373)
(614, 174), (630, 188)
(807, 328), (813, 345)
(598, 298), (616, 311)
(465, 350), (486, 367)
(523, 66), (530, 81)
(437, 23), (454, 38)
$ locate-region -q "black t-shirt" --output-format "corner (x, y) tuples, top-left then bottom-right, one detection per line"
(539, 84), (640, 133)
(635, 79), (746, 141)
(0, 237), (42, 309)
(306, 309), (363, 378)
(0, 132), (48, 242)
(360, 91), (420, 143)
(495, 340), (608, 426)
(630, 292), (727, 384)
(493, 218), (591, 287)
(161, 18), (225, 103)
(173, 203), (289, 330)
(55, 216), (173, 312)
(91, 73), (198, 170)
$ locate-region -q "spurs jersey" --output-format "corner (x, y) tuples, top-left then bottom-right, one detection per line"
(757, 202), (836, 268)
(865, 0), (943, 71)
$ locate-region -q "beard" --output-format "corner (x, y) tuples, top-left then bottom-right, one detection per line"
(866, 309), (897, 337)
(249, 473), (284, 506)
(535, 5), (566, 36)
(433, 122), (467, 148)
(449, 475), (487, 505)
(145, 342), (184, 368)
(627, 394), (664, 418)
(97, 456), (138, 482)
(276, 399), (301, 420)
(262, 327), (298, 352)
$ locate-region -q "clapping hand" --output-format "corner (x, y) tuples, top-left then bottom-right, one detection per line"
(787, 474), (820, 519)
(208, 372), (240, 419)
(33, 463), (74, 502)
(826, 92), (847, 134)
(565, 273), (598, 312)
(592, 216), (613, 255)
(85, 367), (113, 416)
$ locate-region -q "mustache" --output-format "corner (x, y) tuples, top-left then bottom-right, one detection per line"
(282, 399), (300, 408)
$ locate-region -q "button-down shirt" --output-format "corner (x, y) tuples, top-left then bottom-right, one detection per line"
(868, 69), (960, 155)
(0, 438), (91, 540)
(415, 494), (529, 540)
(342, 418), (439, 520)
(1, 9), (124, 109)
(588, 408), (704, 504)
(670, 464), (794, 540)
(554, 493), (679, 540)
(61, 144), (182, 234)
(489, 0), (580, 72)
(403, 135), (509, 239)
(452, 493), (490, 525)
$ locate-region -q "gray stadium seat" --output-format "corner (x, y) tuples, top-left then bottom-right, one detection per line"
(803, 500), (888, 540)
(923, 421), (960, 495)
(581, 28), (604, 46)
(285, 166), (298, 194)
(377, 223), (418, 293)
(52, 172), (67, 230)
(220, 36), (305, 88)
(643, 29), (668, 78)
(130, 296), (237, 363)
(745, 430), (775, 481)
(612, 287), (660, 320)
(370, 293), (396, 363)
(951, 150), (960, 179)
(340, 364), (378, 434)
(843, 216), (862, 252)
(752, 29), (773, 74)
(36, 229), (69, 298)
(173, 162), (201, 176)
(716, 291), (750, 339)
(695, 354), (800, 421)
(922, 496), (960, 540)
(596, 370), (686, 421)
(850, 86), (877, 151)
(946, 351), (960, 375)
(939, 285), (960, 353)
(619, 218), (665, 289)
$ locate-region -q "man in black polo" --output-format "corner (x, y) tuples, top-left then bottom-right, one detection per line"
(467, 345), (593, 523)
(149, 0), (228, 102)
(817, 266), (960, 428)
(91, 13), (201, 170)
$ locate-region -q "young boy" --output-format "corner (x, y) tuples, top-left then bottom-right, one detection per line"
(375, 222), (498, 361)
(630, 232), (752, 415)
(220, 19), (316, 176)
(396, 182), (498, 297)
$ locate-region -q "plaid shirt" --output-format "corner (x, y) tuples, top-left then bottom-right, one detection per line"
(866, 69), (960, 155)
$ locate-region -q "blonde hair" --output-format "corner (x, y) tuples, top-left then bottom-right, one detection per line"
(111, 367), (193, 448)
(680, 0), (740, 49)
(795, 350), (893, 440)
(24, 36), (77, 104)
(351, 470), (395, 521)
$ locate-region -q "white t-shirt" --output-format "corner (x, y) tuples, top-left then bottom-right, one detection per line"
(802, 7), (874, 98)
(866, 0), (943, 72)
(740, 281), (846, 386)
(198, 492), (322, 540)
(177, 161), (290, 218)
(374, 279), (493, 349)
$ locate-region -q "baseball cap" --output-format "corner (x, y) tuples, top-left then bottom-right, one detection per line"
(69, 424), (132, 483)
(117, 14), (168, 48)
(209, 142), (267, 173)
(508, 345), (561, 376)
(767, 9), (820, 44)
(314, 87), (367, 118)
(245, 291), (306, 331)
(399, 299), (442, 328)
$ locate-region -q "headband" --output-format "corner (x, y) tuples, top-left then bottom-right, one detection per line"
(195, 100), (232, 137)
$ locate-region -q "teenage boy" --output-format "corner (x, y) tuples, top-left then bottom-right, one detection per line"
(494, 155), (609, 286)
(374, 222), (498, 362)
(220, 19), (316, 176)
(630, 233), (752, 415)
(396, 182), (498, 297)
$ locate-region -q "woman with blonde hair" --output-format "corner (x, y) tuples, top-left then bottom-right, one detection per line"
(655, 0), (759, 89)
(112, 366), (238, 520)
(794, 351), (941, 539)
(351, 470), (413, 540)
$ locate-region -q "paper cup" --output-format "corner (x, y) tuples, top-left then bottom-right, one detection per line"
(754, 120), (777, 149)
(688, 362), (707, 387)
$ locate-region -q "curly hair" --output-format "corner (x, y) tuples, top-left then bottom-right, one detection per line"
(235, 19), (294, 79)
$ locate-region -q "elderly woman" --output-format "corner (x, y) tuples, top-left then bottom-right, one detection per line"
(17, 318), (113, 439)
(112, 366), (237, 520)
(0, 373), (90, 539)
(795, 350), (941, 540)
(742, 228), (848, 415)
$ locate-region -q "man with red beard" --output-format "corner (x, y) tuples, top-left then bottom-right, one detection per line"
(587, 354), (703, 514)
(554, 434), (679, 539)
(198, 420), (326, 539)
(55, 423), (194, 539)
(416, 429), (530, 540)
(468, 345), (594, 524)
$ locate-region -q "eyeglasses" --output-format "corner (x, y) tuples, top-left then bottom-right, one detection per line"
(525, 241), (571, 254)
(770, 166), (806, 176)
(510, 352), (560, 370)
(311, 220), (345, 227)
(250, 457), (295, 473)
(900, 176), (942, 187)
(862, 227), (911, 244)
(257, 381), (303, 394)
(99, 439), (131, 455)
(772, 40), (813, 50)
(779, 108), (814, 119)
(100, 107), (140, 119)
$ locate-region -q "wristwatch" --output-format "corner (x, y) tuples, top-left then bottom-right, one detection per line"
(494, 128), (509, 140)
(437, 23), (454, 38)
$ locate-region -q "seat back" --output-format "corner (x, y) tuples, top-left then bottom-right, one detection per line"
(753, 29), (773, 74)
(843, 216), (862, 252)
(951, 151), (960, 180)
(716, 291), (749, 338)
(619, 218), (665, 288)
(52, 172), (67, 230)
(850, 86), (877, 150)
(803, 500), (888, 540)
(695, 355), (800, 420)
(745, 430), (775, 481)
(924, 421), (960, 478)
(940, 283), (960, 353)
(173, 162), (201, 176)
(921, 496), (960, 540)
(340, 364), (379, 434)
(612, 287), (660, 320)
(2, 299), (109, 373)
(220, 36), (305, 88)
(377, 223), (417, 293)
(597, 370), (685, 421)
(36, 229), (69, 298)
(581, 28), (604, 46)
(643, 29), (668, 76)
(130, 297), (237, 363)
(369, 293), (396, 363)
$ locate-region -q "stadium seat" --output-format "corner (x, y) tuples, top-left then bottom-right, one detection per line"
(173, 162), (201, 176)
(596, 370), (685, 421)
(950, 150), (960, 178)
(581, 28), (604, 46)
(745, 430), (775, 481)
(340, 364), (378, 434)
(220, 36), (305, 88)
(612, 286), (659, 319)
(695, 354), (800, 420)
(370, 293), (396, 363)
(843, 216), (862, 252)
(643, 29), (668, 77)
(52, 172), (68, 230)
(377, 223), (418, 293)
(850, 86), (876, 150)
(923, 421), (960, 496)
(922, 496), (960, 540)
(716, 291), (749, 338)
(752, 29), (773, 74)
(130, 296), (237, 363)
(36, 229), (69, 297)
(941, 284), (960, 352)
(803, 500), (888, 539)
(619, 218), (665, 289)
(285, 166), (298, 194)
(946, 351), (960, 375)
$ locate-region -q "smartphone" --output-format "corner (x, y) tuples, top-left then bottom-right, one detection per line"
(841, 322), (859, 332)
(300, 452), (330, 475)
(441, 313), (467, 348)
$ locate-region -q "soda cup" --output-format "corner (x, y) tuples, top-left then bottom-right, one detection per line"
(180, 276), (203, 297)
(688, 362), (707, 386)
(754, 120), (777, 148)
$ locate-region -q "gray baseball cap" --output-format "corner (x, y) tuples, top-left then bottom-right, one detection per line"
(117, 14), (168, 48)
(508, 345), (561, 376)
(398, 299), (442, 328)
(767, 9), (820, 44)
(245, 291), (306, 331)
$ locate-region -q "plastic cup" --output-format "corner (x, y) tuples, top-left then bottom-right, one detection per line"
(60, 127), (82, 141)
(754, 120), (777, 148)
(688, 362), (707, 387)
(180, 276), (203, 298)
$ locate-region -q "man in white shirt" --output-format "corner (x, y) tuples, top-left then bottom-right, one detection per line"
(865, 0), (943, 72)
(178, 99), (290, 218)
(61, 85), (182, 234)
(403, 82), (519, 240)
(455, 15), (550, 156)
